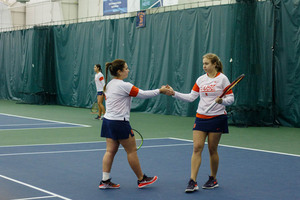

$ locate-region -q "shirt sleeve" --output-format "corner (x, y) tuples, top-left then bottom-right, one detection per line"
(123, 82), (160, 99)
(172, 82), (199, 102)
(99, 76), (105, 85)
(173, 90), (199, 102)
(99, 73), (105, 85)
(136, 88), (160, 99)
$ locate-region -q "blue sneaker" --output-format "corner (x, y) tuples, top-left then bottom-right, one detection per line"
(185, 179), (199, 193)
(202, 176), (219, 189)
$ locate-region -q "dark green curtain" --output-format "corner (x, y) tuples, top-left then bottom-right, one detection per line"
(0, 28), (56, 104)
(273, 0), (300, 127)
(51, 4), (273, 125)
(0, 30), (34, 101)
(1, 1), (300, 127)
(31, 26), (56, 102)
(228, 1), (274, 126)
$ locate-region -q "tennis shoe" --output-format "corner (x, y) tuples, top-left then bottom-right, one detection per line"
(202, 176), (219, 189)
(185, 179), (199, 193)
(95, 115), (100, 120)
(137, 174), (158, 188)
(99, 179), (120, 189)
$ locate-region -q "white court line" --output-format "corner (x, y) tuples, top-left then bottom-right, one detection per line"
(0, 143), (193, 157)
(0, 148), (106, 157)
(0, 175), (71, 200)
(169, 137), (300, 157)
(0, 138), (166, 148)
(12, 195), (56, 200)
(0, 123), (64, 127)
(0, 113), (90, 128)
(0, 126), (89, 132)
(1, 137), (298, 157)
(0, 141), (106, 148)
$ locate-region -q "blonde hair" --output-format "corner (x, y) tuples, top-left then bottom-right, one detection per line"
(203, 53), (223, 73)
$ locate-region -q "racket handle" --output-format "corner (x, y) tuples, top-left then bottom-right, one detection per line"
(204, 102), (217, 113)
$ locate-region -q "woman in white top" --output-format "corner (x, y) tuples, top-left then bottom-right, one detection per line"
(94, 64), (105, 119)
(99, 59), (170, 189)
(168, 53), (234, 193)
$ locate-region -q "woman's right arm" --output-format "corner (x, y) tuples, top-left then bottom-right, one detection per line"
(173, 90), (199, 102)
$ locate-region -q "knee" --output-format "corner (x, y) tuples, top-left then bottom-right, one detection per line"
(106, 148), (118, 156)
(126, 147), (137, 155)
(208, 146), (218, 156)
(193, 144), (204, 154)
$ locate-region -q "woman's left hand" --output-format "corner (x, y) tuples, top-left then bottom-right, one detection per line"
(215, 97), (223, 104)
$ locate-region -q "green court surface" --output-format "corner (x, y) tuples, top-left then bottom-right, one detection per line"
(0, 99), (299, 155)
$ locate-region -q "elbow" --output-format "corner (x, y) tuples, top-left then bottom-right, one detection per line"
(223, 99), (234, 106)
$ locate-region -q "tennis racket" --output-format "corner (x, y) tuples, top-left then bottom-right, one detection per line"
(132, 129), (143, 150)
(90, 102), (98, 113)
(204, 74), (245, 113)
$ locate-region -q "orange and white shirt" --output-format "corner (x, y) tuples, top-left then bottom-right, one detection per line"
(104, 79), (160, 121)
(173, 72), (234, 117)
(95, 72), (105, 92)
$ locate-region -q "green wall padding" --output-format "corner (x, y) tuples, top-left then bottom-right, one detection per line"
(0, 1), (299, 127)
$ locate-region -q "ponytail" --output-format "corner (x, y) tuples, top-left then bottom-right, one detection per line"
(103, 62), (112, 92)
(216, 59), (223, 73)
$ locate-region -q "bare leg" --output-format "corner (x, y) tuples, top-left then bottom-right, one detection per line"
(102, 138), (119, 172)
(190, 131), (207, 181)
(99, 94), (106, 115)
(97, 94), (106, 116)
(119, 135), (143, 180)
(207, 132), (222, 178)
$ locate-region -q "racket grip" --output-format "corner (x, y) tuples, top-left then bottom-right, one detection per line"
(204, 102), (217, 113)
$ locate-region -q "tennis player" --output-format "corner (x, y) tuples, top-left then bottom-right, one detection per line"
(167, 53), (234, 192)
(99, 59), (170, 189)
(94, 64), (105, 119)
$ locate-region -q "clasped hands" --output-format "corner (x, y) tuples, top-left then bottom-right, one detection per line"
(159, 85), (175, 96)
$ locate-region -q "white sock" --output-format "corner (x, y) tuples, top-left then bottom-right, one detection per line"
(102, 172), (110, 181)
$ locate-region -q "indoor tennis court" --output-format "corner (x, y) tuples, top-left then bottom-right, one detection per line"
(1, 0), (300, 200)
(0, 138), (299, 200)
(0, 100), (299, 200)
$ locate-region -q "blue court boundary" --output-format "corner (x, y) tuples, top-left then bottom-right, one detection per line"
(0, 174), (71, 200)
(0, 138), (299, 200)
(0, 113), (90, 131)
(0, 137), (297, 157)
(169, 137), (300, 157)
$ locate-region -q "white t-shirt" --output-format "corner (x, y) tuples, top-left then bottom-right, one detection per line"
(104, 79), (160, 121)
(95, 72), (105, 92)
(173, 72), (234, 117)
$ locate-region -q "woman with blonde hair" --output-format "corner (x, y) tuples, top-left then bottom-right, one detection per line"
(168, 53), (234, 192)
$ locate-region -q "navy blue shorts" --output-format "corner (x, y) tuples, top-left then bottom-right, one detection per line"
(101, 118), (134, 140)
(193, 115), (229, 133)
(97, 91), (104, 96)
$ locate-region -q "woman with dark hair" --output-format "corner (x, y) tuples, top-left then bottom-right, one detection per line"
(94, 64), (105, 119)
(99, 59), (170, 189)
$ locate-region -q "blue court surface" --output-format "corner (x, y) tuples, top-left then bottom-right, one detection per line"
(0, 138), (299, 200)
(0, 113), (90, 130)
